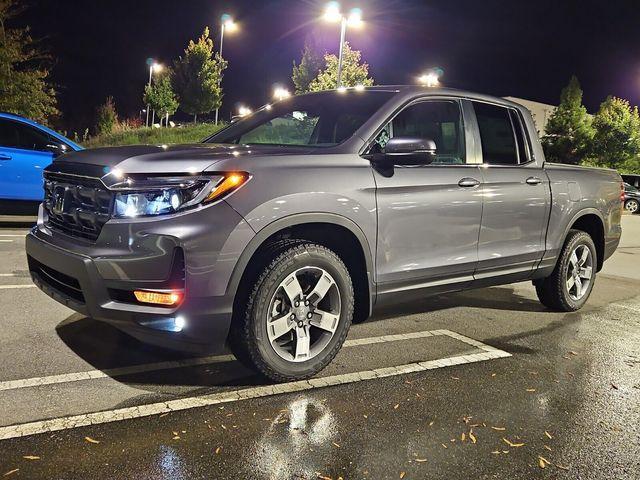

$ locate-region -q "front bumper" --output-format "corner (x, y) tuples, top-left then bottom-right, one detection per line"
(26, 201), (255, 353)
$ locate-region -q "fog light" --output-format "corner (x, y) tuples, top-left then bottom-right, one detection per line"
(134, 290), (183, 306)
(174, 316), (186, 332)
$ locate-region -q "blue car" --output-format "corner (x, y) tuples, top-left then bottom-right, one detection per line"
(0, 112), (82, 214)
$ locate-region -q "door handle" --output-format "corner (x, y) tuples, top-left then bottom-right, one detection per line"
(458, 177), (481, 188)
(526, 176), (542, 185)
(0, 154), (11, 161)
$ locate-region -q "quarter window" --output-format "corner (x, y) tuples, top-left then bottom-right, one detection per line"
(473, 102), (519, 165)
(376, 100), (466, 165)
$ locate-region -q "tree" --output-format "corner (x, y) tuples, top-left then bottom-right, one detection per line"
(541, 76), (594, 165)
(292, 41), (323, 94)
(143, 69), (178, 126)
(95, 96), (117, 136)
(0, 0), (58, 123)
(587, 96), (640, 173)
(173, 27), (227, 123)
(308, 42), (373, 92)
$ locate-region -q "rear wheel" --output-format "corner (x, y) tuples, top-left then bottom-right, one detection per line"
(229, 242), (354, 382)
(625, 199), (639, 214)
(535, 230), (597, 312)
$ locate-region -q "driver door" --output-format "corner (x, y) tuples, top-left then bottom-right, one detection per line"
(371, 99), (484, 299)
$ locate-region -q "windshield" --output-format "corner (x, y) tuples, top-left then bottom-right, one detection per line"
(625, 183), (639, 192)
(205, 91), (395, 147)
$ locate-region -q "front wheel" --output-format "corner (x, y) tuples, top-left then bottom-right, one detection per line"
(625, 199), (639, 214)
(229, 243), (354, 382)
(535, 230), (597, 312)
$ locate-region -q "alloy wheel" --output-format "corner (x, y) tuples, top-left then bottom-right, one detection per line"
(565, 244), (593, 301)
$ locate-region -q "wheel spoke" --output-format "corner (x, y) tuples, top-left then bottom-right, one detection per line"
(281, 272), (303, 304)
(294, 326), (310, 361)
(267, 313), (294, 341)
(308, 272), (335, 305)
(569, 251), (579, 269)
(566, 275), (575, 291)
(310, 309), (339, 333)
(574, 276), (583, 295)
(578, 246), (589, 266)
(580, 266), (593, 280)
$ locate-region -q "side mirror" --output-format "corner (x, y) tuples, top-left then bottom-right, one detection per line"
(45, 143), (68, 158)
(372, 137), (437, 167)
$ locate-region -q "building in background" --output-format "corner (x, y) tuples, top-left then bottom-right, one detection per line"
(504, 97), (556, 137)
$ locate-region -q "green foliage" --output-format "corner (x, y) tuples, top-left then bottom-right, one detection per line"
(292, 41), (323, 94)
(95, 96), (118, 136)
(173, 27), (227, 122)
(83, 123), (225, 148)
(143, 69), (179, 120)
(587, 96), (640, 174)
(542, 76), (594, 165)
(308, 42), (373, 92)
(0, 0), (58, 123)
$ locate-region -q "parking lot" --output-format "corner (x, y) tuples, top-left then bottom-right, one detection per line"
(0, 215), (638, 479)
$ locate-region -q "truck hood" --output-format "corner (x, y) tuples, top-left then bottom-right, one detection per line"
(50, 143), (315, 176)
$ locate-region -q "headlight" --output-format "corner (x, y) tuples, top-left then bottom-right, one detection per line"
(112, 172), (249, 218)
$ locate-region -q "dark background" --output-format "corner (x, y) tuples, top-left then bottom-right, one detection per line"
(17, 0), (640, 132)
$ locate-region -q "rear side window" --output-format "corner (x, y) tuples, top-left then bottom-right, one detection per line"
(473, 102), (519, 165)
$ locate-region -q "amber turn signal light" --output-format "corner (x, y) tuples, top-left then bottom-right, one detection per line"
(133, 290), (183, 306)
(205, 172), (249, 204)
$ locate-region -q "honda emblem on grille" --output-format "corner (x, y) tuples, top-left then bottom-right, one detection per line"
(52, 186), (69, 214)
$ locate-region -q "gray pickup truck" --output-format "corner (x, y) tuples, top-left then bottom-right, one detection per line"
(26, 87), (623, 381)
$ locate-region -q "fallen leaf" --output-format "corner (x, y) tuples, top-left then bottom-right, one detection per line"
(526, 388), (536, 392)
(538, 458), (547, 469)
(491, 373), (496, 377)
(451, 376), (460, 380)
(400, 472), (406, 479)
(544, 445), (552, 451)
(491, 426), (506, 431)
(3, 470), (19, 477)
(215, 447), (221, 454)
(441, 443), (448, 449)
(491, 450), (501, 455)
(159, 413), (169, 418)
(363, 415), (368, 419)
(317, 475), (331, 480)
(428, 421), (434, 426)
(568, 351), (578, 356)
(544, 431), (553, 439)
(394, 404), (400, 409)
(415, 458), (427, 463)
(172, 436), (180, 440)
(461, 432), (466, 442)
(502, 438), (525, 448)
(22, 456), (39, 461)
(469, 431), (477, 444)
(611, 383), (619, 390)
(556, 464), (570, 471)
(84, 437), (100, 444)
(332, 442), (341, 448)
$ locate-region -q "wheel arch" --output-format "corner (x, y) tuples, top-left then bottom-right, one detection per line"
(227, 213), (375, 325)
(564, 209), (605, 271)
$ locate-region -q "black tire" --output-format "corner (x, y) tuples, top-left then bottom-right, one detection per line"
(228, 242), (354, 382)
(535, 229), (597, 312)
(625, 199), (639, 214)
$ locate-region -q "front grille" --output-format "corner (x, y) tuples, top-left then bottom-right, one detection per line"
(43, 172), (113, 242)
(28, 256), (85, 304)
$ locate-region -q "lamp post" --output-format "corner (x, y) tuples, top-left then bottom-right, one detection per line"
(215, 14), (238, 125)
(145, 61), (163, 127)
(323, 3), (363, 88)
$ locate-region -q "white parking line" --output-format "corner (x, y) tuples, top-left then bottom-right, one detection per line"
(0, 330), (510, 440)
(0, 284), (35, 290)
(0, 240), (13, 243)
(0, 235), (25, 237)
(0, 329), (467, 392)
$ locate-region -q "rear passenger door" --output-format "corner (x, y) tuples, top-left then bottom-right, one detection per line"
(469, 101), (551, 284)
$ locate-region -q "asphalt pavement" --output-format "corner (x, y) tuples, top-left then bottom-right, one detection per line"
(0, 216), (638, 479)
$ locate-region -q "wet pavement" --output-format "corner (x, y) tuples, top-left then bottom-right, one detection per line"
(0, 216), (638, 479)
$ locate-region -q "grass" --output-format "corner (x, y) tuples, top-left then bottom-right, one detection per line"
(83, 123), (225, 148)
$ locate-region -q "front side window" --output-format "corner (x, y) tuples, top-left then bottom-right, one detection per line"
(0, 119), (52, 152)
(374, 100), (466, 165)
(473, 102), (519, 165)
(207, 91), (395, 147)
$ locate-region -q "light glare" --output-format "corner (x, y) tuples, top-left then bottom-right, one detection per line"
(238, 105), (252, 117)
(323, 1), (342, 22)
(273, 87), (291, 101)
(419, 72), (440, 87)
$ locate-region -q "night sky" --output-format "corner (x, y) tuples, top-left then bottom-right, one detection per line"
(18, 0), (640, 132)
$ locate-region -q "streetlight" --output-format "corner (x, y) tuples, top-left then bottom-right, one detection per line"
(215, 14), (238, 125)
(322, 2), (363, 88)
(418, 69), (442, 87)
(237, 105), (252, 117)
(273, 86), (291, 101)
(145, 60), (163, 127)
